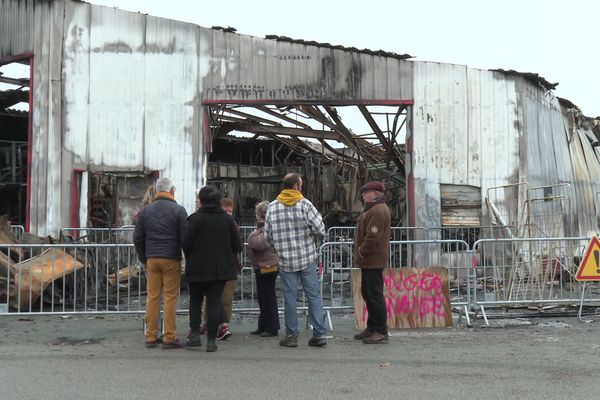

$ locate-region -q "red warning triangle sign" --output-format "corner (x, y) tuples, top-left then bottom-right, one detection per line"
(575, 236), (600, 281)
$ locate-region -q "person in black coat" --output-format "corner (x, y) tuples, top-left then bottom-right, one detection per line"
(182, 185), (243, 352)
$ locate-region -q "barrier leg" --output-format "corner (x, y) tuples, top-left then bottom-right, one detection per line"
(326, 310), (333, 331)
(479, 305), (489, 326)
(578, 283), (594, 323)
(463, 305), (471, 327)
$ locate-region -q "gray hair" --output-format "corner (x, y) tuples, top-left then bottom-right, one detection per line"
(255, 200), (269, 220)
(155, 177), (175, 193)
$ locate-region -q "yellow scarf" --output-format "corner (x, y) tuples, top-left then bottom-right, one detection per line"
(277, 189), (304, 206)
(156, 191), (175, 201)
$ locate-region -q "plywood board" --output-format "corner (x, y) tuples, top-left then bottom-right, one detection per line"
(352, 267), (453, 330)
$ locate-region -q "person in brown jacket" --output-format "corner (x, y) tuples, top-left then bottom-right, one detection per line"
(353, 181), (391, 344)
(247, 201), (280, 337)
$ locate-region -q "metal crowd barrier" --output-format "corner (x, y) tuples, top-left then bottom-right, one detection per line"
(0, 243), (141, 315)
(425, 225), (518, 243)
(327, 226), (427, 242)
(0, 240), (267, 316)
(471, 237), (596, 310)
(239, 226), (256, 242)
(3, 234), (600, 325)
(318, 239), (471, 316)
(326, 225), (515, 244)
(10, 224), (24, 239)
(60, 226), (135, 244)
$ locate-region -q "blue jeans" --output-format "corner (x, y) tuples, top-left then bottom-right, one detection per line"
(279, 262), (326, 338)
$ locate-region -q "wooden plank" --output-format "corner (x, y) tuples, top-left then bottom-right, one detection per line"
(352, 267), (453, 330)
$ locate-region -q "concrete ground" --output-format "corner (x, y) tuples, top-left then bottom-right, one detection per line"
(1, 312), (600, 400)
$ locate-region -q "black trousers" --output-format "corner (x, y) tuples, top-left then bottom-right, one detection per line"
(361, 268), (388, 335)
(189, 281), (225, 339)
(254, 270), (280, 333)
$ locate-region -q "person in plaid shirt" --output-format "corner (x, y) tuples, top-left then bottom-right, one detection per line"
(265, 173), (327, 348)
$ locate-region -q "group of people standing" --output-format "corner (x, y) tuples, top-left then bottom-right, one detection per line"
(133, 172), (391, 352)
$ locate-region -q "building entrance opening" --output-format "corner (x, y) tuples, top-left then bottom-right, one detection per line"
(0, 55), (31, 229)
(205, 102), (410, 227)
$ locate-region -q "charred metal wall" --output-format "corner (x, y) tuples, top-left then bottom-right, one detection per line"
(412, 62), (600, 237)
(0, 0), (414, 236)
(1, 0), (598, 237)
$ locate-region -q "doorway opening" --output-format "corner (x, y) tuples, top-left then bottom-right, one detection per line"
(0, 53), (32, 230)
(204, 101), (411, 227)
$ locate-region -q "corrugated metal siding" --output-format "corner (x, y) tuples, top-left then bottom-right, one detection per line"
(201, 29), (413, 102)
(87, 6), (145, 169)
(0, 0), (207, 234)
(0, 0), (42, 56)
(3, 0), (599, 238)
(412, 62), (469, 228)
(516, 79), (577, 236)
(413, 64), (522, 229)
(142, 14), (200, 211)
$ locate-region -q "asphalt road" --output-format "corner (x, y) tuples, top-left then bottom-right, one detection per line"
(1, 313), (599, 400)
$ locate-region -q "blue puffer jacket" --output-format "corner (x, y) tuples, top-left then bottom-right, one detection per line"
(133, 195), (188, 263)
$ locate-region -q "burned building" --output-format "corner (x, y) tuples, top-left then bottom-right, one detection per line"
(1, 0), (599, 238)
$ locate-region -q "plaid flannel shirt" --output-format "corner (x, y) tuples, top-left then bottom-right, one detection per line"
(264, 198), (325, 272)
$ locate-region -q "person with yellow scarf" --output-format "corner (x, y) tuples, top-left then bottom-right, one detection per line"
(264, 173), (327, 348)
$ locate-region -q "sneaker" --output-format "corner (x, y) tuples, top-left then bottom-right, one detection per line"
(259, 331), (278, 337)
(216, 324), (232, 340)
(362, 332), (389, 344)
(279, 335), (298, 347)
(145, 340), (157, 348)
(353, 330), (372, 340)
(162, 339), (184, 349)
(199, 322), (208, 335)
(308, 337), (327, 347)
(185, 333), (202, 348)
